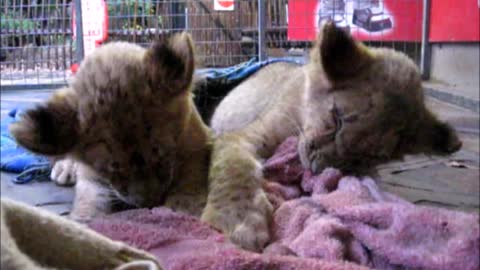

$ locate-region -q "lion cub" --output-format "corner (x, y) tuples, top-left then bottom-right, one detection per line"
(202, 22), (462, 251)
(10, 33), (212, 221)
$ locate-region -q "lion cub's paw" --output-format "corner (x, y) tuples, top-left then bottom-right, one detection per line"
(50, 159), (77, 186)
(230, 211), (271, 252)
(68, 200), (102, 224)
(203, 190), (273, 252)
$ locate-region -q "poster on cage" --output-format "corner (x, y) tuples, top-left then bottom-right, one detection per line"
(72, 0), (109, 57)
(288, 0), (423, 42)
(429, 0), (480, 42)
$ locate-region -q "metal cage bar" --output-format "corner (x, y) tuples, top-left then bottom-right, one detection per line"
(1, 0), (426, 89)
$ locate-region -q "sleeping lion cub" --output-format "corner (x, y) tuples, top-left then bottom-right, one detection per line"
(11, 33), (212, 221)
(11, 24), (461, 253)
(202, 22), (462, 251)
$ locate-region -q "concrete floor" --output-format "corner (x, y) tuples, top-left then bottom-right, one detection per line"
(1, 88), (479, 216)
(1, 89), (74, 215)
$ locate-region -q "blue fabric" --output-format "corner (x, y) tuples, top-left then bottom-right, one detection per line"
(0, 57), (306, 184)
(196, 57), (305, 83)
(1, 109), (51, 183)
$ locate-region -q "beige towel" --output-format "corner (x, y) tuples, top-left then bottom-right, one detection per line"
(0, 198), (162, 270)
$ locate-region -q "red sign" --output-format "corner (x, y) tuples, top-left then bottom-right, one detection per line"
(214, 0), (234, 11)
(71, 0), (108, 73)
(288, 0), (423, 42)
(218, 0), (234, 8)
(429, 0), (480, 42)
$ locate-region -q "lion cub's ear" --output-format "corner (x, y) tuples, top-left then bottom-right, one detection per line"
(315, 21), (374, 82)
(414, 111), (462, 155)
(9, 96), (79, 156)
(144, 32), (195, 95)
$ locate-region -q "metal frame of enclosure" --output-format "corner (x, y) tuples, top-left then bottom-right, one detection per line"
(1, 0), (430, 89)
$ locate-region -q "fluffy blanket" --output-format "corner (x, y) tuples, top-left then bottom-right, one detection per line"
(89, 137), (479, 270)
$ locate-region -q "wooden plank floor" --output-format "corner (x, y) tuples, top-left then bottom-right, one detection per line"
(378, 98), (479, 212)
(1, 88), (478, 215)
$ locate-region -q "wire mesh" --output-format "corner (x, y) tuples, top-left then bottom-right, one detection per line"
(1, 0), (74, 87)
(1, 0), (424, 88)
(105, 0), (261, 67)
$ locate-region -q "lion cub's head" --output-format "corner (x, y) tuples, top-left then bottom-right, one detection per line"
(11, 33), (198, 206)
(298, 22), (462, 174)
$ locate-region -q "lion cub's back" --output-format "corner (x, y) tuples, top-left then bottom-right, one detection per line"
(211, 62), (303, 135)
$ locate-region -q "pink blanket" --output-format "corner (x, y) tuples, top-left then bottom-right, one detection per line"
(89, 137), (479, 270)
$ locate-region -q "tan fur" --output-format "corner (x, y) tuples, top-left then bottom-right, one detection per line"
(10, 25), (462, 253)
(10, 33), (212, 221)
(1, 198), (161, 270)
(202, 22), (462, 251)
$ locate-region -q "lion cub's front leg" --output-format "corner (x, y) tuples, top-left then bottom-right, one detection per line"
(164, 148), (210, 217)
(201, 134), (273, 252)
(69, 163), (113, 223)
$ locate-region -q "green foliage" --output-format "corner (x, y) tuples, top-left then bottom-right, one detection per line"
(108, 0), (154, 16)
(107, 0), (162, 30)
(0, 2), (67, 46)
(0, 13), (39, 31)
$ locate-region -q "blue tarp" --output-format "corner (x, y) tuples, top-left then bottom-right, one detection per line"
(0, 57), (306, 184)
(1, 109), (51, 183)
(196, 57), (305, 83)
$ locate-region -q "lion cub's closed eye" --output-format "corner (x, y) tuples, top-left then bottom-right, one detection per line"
(10, 33), (212, 222)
